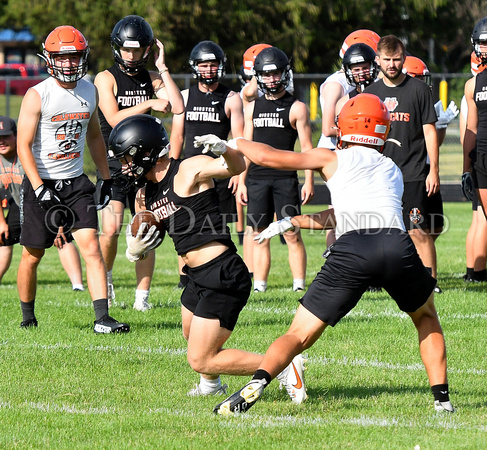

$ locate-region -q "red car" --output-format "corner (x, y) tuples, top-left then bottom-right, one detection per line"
(0, 64), (47, 95)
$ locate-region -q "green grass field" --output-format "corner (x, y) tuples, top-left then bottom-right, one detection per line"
(0, 202), (486, 448)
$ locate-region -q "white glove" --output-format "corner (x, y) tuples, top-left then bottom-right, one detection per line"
(194, 134), (227, 156)
(125, 222), (161, 263)
(435, 100), (459, 129)
(254, 217), (295, 244)
(227, 137), (244, 150)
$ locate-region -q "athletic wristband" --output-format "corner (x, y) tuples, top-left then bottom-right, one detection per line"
(159, 68), (169, 75)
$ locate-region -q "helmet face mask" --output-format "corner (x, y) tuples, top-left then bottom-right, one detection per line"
(337, 93), (390, 150)
(189, 41), (226, 85)
(472, 17), (487, 63)
(40, 26), (89, 83)
(111, 15), (155, 74)
(342, 43), (378, 91)
(108, 114), (170, 190)
(253, 47), (291, 94)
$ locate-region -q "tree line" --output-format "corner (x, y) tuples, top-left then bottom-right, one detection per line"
(0, 0), (484, 76)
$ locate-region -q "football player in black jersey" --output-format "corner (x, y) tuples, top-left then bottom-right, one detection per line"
(94, 15), (184, 311)
(237, 46), (314, 293)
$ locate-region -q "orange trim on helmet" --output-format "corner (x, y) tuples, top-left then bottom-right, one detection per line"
(243, 43), (272, 75)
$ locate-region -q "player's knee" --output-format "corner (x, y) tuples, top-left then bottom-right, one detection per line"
(187, 352), (210, 374)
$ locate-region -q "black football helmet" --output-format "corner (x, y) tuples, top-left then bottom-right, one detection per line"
(111, 15), (155, 74)
(342, 43), (378, 92)
(472, 17), (487, 63)
(189, 40), (226, 85)
(253, 46), (291, 94)
(108, 115), (170, 189)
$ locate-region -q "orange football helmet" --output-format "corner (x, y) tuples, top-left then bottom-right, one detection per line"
(402, 55), (431, 86)
(337, 93), (390, 148)
(243, 43), (272, 76)
(41, 26), (89, 83)
(470, 51), (486, 75)
(339, 29), (380, 58)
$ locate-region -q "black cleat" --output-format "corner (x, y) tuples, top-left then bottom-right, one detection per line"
(213, 379), (267, 415)
(20, 318), (38, 328)
(94, 315), (130, 334)
(434, 284), (443, 294)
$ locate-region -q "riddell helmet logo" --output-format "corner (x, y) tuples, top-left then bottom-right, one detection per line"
(384, 97), (399, 112)
(344, 134), (383, 145)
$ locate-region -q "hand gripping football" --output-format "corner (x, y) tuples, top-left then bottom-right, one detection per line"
(130, 210), (165, 243)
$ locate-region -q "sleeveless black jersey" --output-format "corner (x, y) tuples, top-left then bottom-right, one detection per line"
(98, 65), (154, 148)
(474, 70), (487, 155)
(249, 91), (298, 179)
(183, 84), (232, 159)
(365, 76), (436, 182)
(144, 158), (235, 255)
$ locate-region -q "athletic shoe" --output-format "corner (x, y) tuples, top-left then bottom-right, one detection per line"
(187, 383), (228, 397)
(107, 283), (116, 308)
(133, 298), (151, 312)
(277, 354), (308, 404)
(366, 286), (382, 292)
(72, 284), (85, 292)
(434, 284), (443, 294)
(434, 400), (455, 412)
(93, 315), (130, 334)
(213, 379), (267, 415)
(20, 318), (38, 328)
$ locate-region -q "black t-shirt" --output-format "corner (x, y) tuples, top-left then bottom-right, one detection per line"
(144, 158), (235, 255)
(366, 76), (437, 182)
(183, 84), (232, 159)
(474, 70), (487, 155)
(249, 91), (298, 179)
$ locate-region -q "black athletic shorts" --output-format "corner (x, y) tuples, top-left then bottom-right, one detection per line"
(20, 175), (97, 249)
(425, 190), (444, 231)
(246, 177), (301, 230)
(472, 152), (487, 189)
(181, 248), (252, 331)
(402, 181), (434, 231)
(300, 228), (436, 326)
(214, 178), (237, 224)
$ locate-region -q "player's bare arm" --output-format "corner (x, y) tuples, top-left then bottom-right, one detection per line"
(16, 88), (43, 190)
(463, 77), (478, 172)
(423, 122), (440, 196)
(320, 80), (344, 138)
(168, 89), (188, 159)
(86, 92), (110, 180)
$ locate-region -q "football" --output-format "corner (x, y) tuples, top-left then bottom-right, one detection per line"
(130, 210), (166, 244)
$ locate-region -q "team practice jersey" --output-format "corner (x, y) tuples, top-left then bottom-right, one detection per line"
(249, 91), (298, 179)
(144, 158), (235, 255)
(474, 70), (487, 155)
(0, 154), (24, 206)
(326, 145), (405, 239)
(365, 75), (437, 182)
(98, 65), (154, 147)
(32, 77), (96, 180)
(183, 84), (232, 159)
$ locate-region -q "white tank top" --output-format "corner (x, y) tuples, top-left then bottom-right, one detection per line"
(317, 71), (355, 149)
(32, 77), (97, 179)
(326, 146), (405, 239)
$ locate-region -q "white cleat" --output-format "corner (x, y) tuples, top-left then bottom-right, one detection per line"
(277, 354), (308, 404)
(107, 283), (116, 308)
(187, 383), (228, 397)
(434, 400), (455, 412)
(133, 298), (152, 312)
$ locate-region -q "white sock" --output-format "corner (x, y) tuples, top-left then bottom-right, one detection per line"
(72, 284), (85, 291)
(199, 375), (221, 394)
(293, 279), (306, 291)
(254, 280), (267, 292)
(135, 289), (150, 302)
(107, 270), (113, 285)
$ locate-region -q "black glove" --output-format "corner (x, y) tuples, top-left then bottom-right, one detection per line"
(34, 184), (61, 210)
(97, 179), (113, 210)
(461, 172), (475, 201)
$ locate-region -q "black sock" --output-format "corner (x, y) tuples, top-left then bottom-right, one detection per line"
(431, 383), (450, 402)
(20, 299), (36, 322)
(252, 369), (272, 386)
(93, 299), (109, 321)
(473, 269), (487, 281)
(179, 274), (189, 287)
(465, 267), (474, 278)
(237, 231), (244, 246)
(249, 272), (253, 279)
